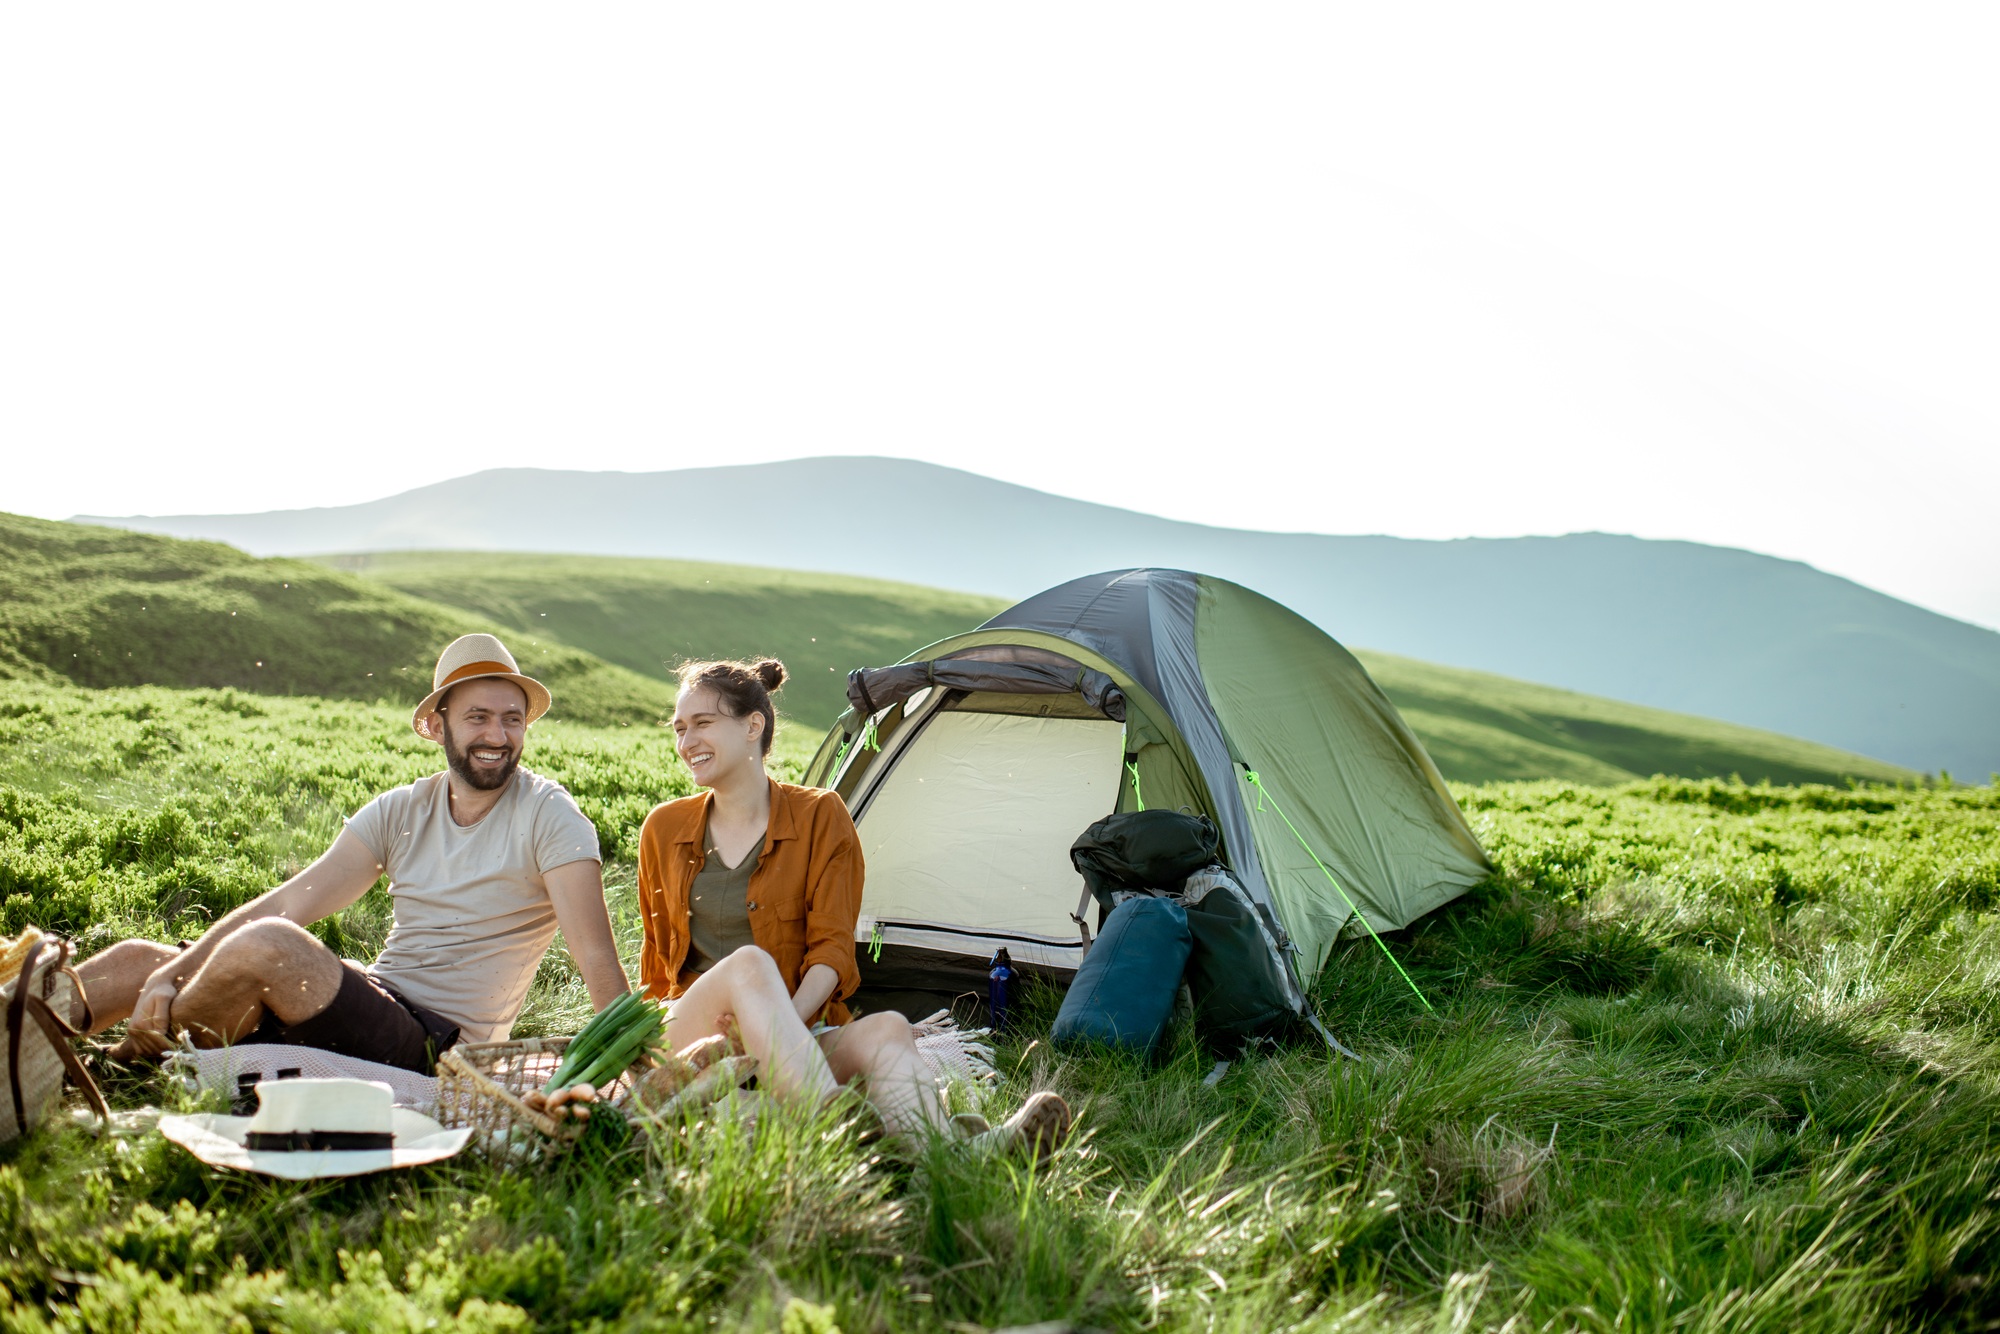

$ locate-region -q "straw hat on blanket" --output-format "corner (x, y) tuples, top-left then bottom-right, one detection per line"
(159, 1078), (470, 1180)
(411, 633), (551, 737)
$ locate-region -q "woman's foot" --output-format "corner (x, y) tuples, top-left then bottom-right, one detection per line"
(964, 1091), (1071, 1162)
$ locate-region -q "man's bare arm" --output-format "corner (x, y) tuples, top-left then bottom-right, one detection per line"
(546, 860), (630, 1012)
(124, 829), (386, 1043)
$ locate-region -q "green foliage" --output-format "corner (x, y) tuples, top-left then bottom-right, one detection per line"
(1460, 776), (2000, 950)
(0, 513), (679, 728)
(5, 674), (1999, 1329)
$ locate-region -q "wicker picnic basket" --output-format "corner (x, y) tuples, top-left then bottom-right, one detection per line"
(435, 1032), (753, 1147)
(0, 931), (108, 1143)
(434, 1036), (583, 1144)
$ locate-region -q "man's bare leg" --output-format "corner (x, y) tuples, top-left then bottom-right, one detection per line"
(817, 1012), (953, 1140)
(662, 946), (839, 1107)
(83, 919), (345, 1058)
(167, 918), (345, 1047)
(73, 940), (179, 1033)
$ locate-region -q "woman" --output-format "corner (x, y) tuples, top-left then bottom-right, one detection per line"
(607, 657), (1068, 1153)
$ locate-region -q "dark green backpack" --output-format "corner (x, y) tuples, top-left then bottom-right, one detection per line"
(1179, 866), (1309, 1055)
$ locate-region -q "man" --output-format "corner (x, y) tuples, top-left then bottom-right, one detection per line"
(76, 634), (628, 1071)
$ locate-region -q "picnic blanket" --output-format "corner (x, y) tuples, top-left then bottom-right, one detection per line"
(168, 1043), (440, 1113)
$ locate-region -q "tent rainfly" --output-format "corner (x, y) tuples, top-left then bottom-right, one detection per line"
(805, 568), (1492, 1014)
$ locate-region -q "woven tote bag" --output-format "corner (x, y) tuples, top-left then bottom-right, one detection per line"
(1, 936), (107, 1143)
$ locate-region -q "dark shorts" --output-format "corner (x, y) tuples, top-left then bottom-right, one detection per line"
(248, 961), (462, 1075)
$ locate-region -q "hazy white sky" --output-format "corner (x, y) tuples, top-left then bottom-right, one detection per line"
(5, 5), (1997, 628)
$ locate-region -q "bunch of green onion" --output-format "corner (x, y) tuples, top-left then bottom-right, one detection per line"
(542, 990), (668, 1093)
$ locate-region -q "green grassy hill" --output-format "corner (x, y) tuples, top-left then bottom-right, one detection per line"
(0, 514), (678, 728)
(320, 549), (1008, 726)
(326, 548), (1914, 786)
(0, 518), (1915, 784)
(1357, 651), (1913, 785)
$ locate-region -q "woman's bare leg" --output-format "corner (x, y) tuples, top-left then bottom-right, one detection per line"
(818, 1014), (1071, 1156)
(817, 1011), (953, 1141)
(663, 946), (838, 1107)
(656, 962), (1067, 1154)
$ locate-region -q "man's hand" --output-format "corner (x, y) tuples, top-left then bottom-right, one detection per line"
(110, 966), (180, 1061)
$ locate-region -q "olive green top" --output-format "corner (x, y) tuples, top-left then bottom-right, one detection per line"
(686, 816), (760, 973)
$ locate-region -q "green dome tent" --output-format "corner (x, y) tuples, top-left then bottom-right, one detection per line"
(805, 568), (1492, 1011)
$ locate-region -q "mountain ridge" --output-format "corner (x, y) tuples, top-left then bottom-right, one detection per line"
(79, 457), (2000, 777)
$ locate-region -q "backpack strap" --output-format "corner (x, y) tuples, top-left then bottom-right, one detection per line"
(1070, 886), (1094, 955)
(1305, 1010), (1360, 1062)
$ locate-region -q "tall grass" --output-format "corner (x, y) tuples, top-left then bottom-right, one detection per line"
(2, 682), (1996, 1330)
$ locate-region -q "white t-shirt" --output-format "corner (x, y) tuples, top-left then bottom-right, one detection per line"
(345, 767), (601, 1043)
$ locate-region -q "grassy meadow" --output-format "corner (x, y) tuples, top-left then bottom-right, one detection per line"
(4, 679), (1997, 1331)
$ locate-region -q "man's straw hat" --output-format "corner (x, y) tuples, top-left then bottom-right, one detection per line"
(411, 633), (551, 738)
(158, 1077), (471, 1180)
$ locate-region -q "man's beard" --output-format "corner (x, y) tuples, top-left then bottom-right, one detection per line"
(442, 719), (522, 791)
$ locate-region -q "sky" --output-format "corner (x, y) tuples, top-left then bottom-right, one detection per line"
(4, 5), (1997, 630)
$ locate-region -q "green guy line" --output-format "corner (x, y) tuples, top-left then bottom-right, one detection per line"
(1242, 769), (1436, 1015)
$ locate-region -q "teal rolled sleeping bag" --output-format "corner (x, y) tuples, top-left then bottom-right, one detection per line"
(1052, 897), (1191, 1056)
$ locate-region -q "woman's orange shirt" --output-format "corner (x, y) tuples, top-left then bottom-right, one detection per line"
(635, 780), (864, 1025)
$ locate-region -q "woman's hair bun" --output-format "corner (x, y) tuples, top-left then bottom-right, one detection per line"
(754, 659), (788, 692)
